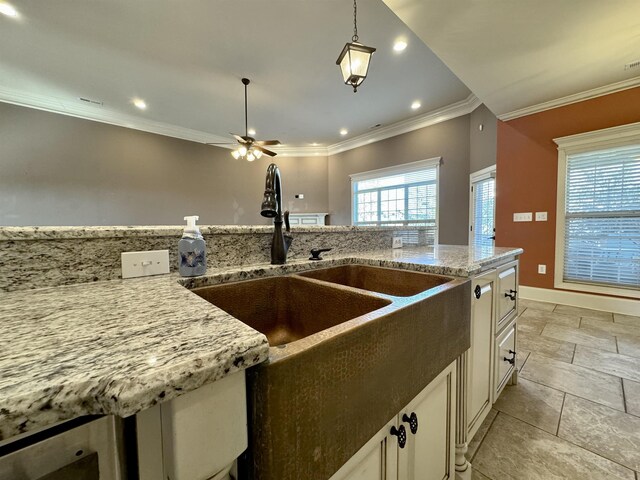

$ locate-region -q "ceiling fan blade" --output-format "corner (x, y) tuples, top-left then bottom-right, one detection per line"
(255, 145), (277, 157)
(254, 140), (281, 146)
(205, 142), (235, 145)
(231, 134), (248, 143)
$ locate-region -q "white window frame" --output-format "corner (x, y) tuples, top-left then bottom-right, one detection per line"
(350, 157), (441, 243)
(469, 164), (496, 247)
(554, 121), (640, 299)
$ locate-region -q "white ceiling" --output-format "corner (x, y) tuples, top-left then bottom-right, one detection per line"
(383, 0), (640, 118)
(0, 0), (471, 149)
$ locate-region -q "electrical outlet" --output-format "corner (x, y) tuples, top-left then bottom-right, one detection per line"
(121, 250), (170, 279)
(535, 211), (548, 221)
(513, 212), (533, 222)
(392, 237), (403, 249)
(538, 264), (546, 274)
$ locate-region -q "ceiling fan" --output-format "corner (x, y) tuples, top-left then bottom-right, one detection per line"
(207, 78), (281, 161)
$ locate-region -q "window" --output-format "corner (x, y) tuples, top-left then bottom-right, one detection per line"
(555, 123), (640, 298)
(469, 165), (496, 247)
(351, 157), (440, 244)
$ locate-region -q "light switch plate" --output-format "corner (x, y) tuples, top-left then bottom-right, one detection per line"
(392, 237), (403, 248)
(513, 212), (533, 222)
(121, 250), (170, 279)
(535, 211), (548, 221)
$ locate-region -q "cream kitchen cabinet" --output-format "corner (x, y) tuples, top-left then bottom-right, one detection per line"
(330, 361), (456, 480)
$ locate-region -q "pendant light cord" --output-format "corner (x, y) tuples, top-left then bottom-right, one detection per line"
(352, 0), (358, 42)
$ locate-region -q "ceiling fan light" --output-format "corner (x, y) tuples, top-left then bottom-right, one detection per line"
(254, 149), (263, 159)
(231, 150), (241, 159)
(246, 152), (256, 162)
(238, 146), (247, 156)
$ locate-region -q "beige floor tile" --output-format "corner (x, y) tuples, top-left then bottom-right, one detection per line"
(573, 345), (640, 382)
(467, 409), (498, 461)
(541, 323), (617, 352)
(520, 308), (580, 328)
(516, 350), (531, 371)
(623, 379), (640, 417)
(472, 470), (491, 480)
(473, 413), (635, 480)
(520, 354), (625, 411)
(517, 315), (546, 334)
(614, 313), (640, 326)
(559, 395), (640, 472)
(493, 378), (564, 434)
(519, 299), (556, 312)
(618, 335), (640, 359)
(582, 317), (640, 338)
(554, 304), (613, 321)
(518, 330), (575, 363)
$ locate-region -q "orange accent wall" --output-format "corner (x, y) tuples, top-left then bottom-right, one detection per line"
(496, 86), (640, 290)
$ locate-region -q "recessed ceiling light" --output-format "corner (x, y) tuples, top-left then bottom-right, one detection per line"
(340, 129), (348, 136)
(133, 98), (147, 110)
(411, 101), (421, 110)
(393, 40), (407, 52)
(0, 2), (18, 17)
(311, 142), (319, 146)
(248, 128), (256, 136)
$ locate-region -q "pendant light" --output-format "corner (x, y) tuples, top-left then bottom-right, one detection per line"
(336, 0), (376, 93)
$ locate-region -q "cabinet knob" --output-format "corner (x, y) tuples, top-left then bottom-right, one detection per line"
(390, 425), (407, 448)
(504, 289), (517, 301)
(503, 349), (516, 365)
(474, 285), (482, 299)
(402, 412), (419, 435)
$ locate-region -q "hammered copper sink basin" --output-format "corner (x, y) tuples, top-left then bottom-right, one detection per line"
(191, 265), (471, 480)
(191, 276), (391, 346)
(299, 264), (452, 297)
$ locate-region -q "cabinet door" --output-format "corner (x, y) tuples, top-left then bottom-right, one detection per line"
(467, 270), (495, 438)
(398, 362), (456, 480)
(329, 418), (398, 480)
(496, 261), (518, 331)
(494, 318), (517, 399)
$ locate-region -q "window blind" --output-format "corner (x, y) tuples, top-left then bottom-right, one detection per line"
(352, 162), (438, 244)
(563, 144), (640, 289)
(472, 177), (495, 247)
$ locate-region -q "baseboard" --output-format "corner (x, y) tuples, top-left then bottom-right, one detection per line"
(519, 286), (639, 316)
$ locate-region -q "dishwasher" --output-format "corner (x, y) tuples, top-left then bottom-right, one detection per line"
(0, 416), (126, 480)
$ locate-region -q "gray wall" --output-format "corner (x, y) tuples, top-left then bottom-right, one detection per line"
(469, 103), (498, 173)
(327, 115), (471, 245)
(0, 102), (328, 226)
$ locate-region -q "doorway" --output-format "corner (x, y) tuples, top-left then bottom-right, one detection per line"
(469, 165), (496, 247)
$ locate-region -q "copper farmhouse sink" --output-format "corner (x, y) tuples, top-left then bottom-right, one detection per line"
(299, 264), (451, 297)
(191, 276), (391, 346)
(189, 264), (471, 480)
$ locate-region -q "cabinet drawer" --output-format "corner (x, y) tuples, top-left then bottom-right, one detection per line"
(494, 319), (516, 399)
(496, 261), (518, 331)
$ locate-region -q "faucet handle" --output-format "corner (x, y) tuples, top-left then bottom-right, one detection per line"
(309, 248), (332, 261)
(284, 210), (291, 233)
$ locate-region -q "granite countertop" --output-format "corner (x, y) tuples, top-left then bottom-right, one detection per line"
(0, 244), (522, 441)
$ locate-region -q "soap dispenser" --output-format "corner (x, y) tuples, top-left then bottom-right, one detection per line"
(178, 215), (206, 277)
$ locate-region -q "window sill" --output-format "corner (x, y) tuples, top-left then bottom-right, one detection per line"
(554, 279), (640, 300)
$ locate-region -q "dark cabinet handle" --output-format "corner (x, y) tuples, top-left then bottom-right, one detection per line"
(503, 349), (516, 365)
(390, 425), (407, 448)
(402, 412), (418, 435)
(474, 285), (482, 299)
(504, 289), (517, 301)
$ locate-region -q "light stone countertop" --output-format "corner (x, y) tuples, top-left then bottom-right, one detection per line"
(0, 244), (522, 441)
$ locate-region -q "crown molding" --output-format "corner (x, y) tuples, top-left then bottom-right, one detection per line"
(0, 86), (231, 145)
(326, 93), (481, 156)
(553, 120), (640, 149)
(0, 85), (480, 158)
(498, 76), (640, 121)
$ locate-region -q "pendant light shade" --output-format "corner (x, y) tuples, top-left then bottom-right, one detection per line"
(336, 42), (376, 92)
(336, 0), (375, 93)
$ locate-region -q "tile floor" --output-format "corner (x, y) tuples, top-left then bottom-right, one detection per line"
(467, 299), (640, 480)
